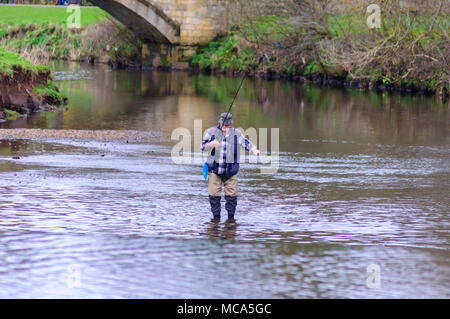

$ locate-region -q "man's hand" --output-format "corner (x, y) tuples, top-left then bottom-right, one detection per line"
(208, 140), (220, 148)
(252, 148), (261, 156)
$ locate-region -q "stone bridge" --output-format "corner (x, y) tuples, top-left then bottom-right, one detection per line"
(90, 0), (233, 67)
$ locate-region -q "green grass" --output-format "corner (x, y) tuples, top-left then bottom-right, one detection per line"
(0, 23), (82, 59)
(0, 47), (48, 74)
(243, 15), (294, 42)
(0, 48), (66, 106)
(0, 5), (141, 66)
(34, 80), (65, 104)
(328, 14), (365, 37)
(192, 35), (251, 71)
(327, 13), (449, 38)
(0, 6), (109, 27)
(5, 109), (26, 121)
(192, 15), (295, 71)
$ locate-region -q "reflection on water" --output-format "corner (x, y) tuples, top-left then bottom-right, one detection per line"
(0, 61), (449, 298)
(2, 61), (448, 149)
(204, 220), (239, 241)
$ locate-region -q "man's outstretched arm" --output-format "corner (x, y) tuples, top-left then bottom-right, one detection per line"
(237, 131), (260, 156)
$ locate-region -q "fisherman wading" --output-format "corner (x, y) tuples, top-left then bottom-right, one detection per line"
(201, 113), (260, 221)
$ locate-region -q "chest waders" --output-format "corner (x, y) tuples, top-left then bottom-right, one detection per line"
(205, 132), (239, 220)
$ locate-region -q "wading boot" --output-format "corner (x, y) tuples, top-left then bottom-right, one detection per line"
(209, 195), (221, 220)
(225, 195), (237, 220)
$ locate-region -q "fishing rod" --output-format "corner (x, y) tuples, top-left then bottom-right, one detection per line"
(220, 56), (263, 129)
(220, 71), (247, 129)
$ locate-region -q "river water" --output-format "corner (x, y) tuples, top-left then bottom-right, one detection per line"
(0, 61), (449, 298)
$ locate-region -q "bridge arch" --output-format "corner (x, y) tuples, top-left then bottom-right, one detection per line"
(90, 0), (180, 44)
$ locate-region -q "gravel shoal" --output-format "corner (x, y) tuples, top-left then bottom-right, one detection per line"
(0, 129), (163, 142)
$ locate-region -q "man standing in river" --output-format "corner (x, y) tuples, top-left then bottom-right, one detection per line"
(201, 113), (260, 221)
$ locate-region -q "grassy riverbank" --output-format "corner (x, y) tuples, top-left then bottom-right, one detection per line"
(192, 8), (449, 97)
(0, 48), (66, 121)
(0, 46), (48, 74)
(1, 3), (448, 97)
(0, 5), (106, 27)
(0, 5), (142, 67)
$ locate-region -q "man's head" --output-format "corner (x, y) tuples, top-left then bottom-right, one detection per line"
(219, 112), (233, 127)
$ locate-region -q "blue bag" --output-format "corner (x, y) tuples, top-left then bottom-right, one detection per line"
(203, 162), (209, 181)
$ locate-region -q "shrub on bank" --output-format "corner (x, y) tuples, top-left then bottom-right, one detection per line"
(191, 5), (449, 97)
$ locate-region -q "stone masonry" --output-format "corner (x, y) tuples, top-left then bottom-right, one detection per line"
(89, 0), (283, 67)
